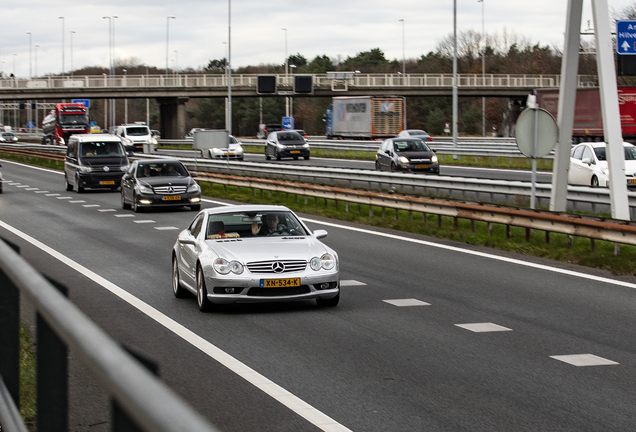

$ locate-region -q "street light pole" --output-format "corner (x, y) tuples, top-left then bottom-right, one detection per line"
(478, 0), (486, 137)
(123, 69), (127, 123)
(35, 45), (39, 77)
(452, 0), (458, 149)
(166, 16), (176, 79)
(227, 0), (232, 135)
(70, 31), (75, 79)
(399, 19), (405, 76)
(282, 27), (288, 117)
(59, 17), (64, 77)
(26, 32), (32, 79)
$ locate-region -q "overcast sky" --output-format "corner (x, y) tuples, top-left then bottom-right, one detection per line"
(1, 0), (634, 78)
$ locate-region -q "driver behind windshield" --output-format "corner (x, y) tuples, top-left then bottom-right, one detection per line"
(252, 213), (282, 236)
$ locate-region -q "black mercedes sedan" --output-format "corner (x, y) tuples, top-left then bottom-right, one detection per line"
(120, 159), (201, 212)
(375, 137), (440, 173)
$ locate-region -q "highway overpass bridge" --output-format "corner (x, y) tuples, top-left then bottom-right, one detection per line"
(0, 73), (597, 138)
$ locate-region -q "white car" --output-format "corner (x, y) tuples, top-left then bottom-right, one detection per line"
(208, 135), (244, 160)
(172, 205), (340, 312)
(396, 129), (433, 142)
(568, 142), (636, 187)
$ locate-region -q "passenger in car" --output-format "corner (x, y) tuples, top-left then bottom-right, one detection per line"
(252, 214), (280, 236)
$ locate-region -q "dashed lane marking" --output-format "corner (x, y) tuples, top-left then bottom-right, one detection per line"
(455, 323), (512, 333)
(383, 299), (431, 307)
(550, 354), (619, 367)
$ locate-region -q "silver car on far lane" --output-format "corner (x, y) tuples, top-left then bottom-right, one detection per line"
(172, 205), (340, 312)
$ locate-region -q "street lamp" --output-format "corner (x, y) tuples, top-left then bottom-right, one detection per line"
(35, 45), (39, 77)
(123, 69), (127, 123)
(27, 32), (32, 79)
(228, 0), (232, 136)
(71, 31), (76, 79)
(13, 53), (16, 77)
(478, 0), (485, 137)
(59, 17), (64, 76)
(166, 16), (176, 79)
(174, 50), (178, 73)
(281, 28), (289, 116)
(398, 19), (405, 76)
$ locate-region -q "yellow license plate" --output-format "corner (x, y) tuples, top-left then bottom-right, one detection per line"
(100, 180), (115, 185)
(291, 150), (301, 154)
(228, 152), (234, 156)
(260, 278), (300, 288)
(628, 179), (636, 184)
(415, 164), (429, 169)
(162, 195), (181, 201)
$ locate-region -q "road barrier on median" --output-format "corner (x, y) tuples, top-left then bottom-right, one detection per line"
(0, 238), (221, 432)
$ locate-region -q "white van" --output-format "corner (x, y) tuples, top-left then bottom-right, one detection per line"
(114, 123), (157, 152)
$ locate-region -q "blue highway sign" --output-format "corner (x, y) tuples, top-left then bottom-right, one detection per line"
(72, 98), (91, 108)
(617, 21), (636, 55)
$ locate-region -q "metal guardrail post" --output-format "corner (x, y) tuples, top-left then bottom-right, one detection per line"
(0, 239), (20, 410)
(36, 278), (69, 432)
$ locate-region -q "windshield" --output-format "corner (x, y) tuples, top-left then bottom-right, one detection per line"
(593, 145), (636, 161)
(277, 132), (303, 141)
(60, 114), (88, 126)
(205, 210), (310, 239)
(125, 127), (150, 136)
(229, 136), (238, 144)
(136, 161), (188, 178)
(394, 139), (431, 152)
(79, 141), (124, 157)
(2, 133), (14, 137)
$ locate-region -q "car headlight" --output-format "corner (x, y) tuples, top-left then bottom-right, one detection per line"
(303, 143), (310, 148)
(235, 145), (243, 153)
(213, 258), (244, 275)
(138, 183), (153, 194)
(432, 155), (438, 163)
(276, 143), (286, 149)
(187, 181), (200, 193)
(600, 166), (609, 175)
(150, 137), (157, 145)
(212, 148), (223, 154)
(398, 156), (410, 164)
(125, 138), (133, 144)
(310, 253), (336, 271)
(79, 165), (92, 173)
(120, 164), (129, 172)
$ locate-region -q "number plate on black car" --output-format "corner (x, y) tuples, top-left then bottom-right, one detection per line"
(415, 164), (429, 169)
(100, 180), (115, 185)
(162, 195), (181, 201)
(260, 278), (300, 288)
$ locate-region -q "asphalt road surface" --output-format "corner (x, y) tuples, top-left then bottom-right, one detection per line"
(1, 159), (635, 432)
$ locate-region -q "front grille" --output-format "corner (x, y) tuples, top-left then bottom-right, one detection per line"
(154, 185), (187, 194)
(410, 159), (431, 163)
(247, 286), (311, 297)
(246, 260), (306, 274)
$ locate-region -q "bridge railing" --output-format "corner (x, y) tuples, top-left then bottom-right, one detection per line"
(0, 238), (220, 432)
(0, 73), (598, 90)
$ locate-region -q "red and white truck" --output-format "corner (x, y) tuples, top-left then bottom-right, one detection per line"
(41, 103), (89, 145)
(536, 87), (636, 143)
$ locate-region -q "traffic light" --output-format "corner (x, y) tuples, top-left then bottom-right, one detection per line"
(294, 75), (313, 94)
(257, 76), (277, 94)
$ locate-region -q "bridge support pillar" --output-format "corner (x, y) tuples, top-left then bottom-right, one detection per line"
(158, 97), (188, 139)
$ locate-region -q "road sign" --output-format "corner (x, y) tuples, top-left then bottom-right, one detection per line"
(515, 108), (558, 158)
(72, 98), (90, 109)
(617, 21), (636, 55)
(282, 117), (295, 130)
(26, 121), (35, 129)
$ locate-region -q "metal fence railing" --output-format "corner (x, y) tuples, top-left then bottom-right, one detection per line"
(0, 238), (220, 432)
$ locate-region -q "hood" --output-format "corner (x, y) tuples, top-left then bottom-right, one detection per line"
(204, 236), (329, 264)
(141, 176), (193, 187)
(624, 160), (636, 177)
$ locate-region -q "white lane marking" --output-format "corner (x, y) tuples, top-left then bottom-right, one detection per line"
(134, 220), (156, 224)
(35, 191), (50, 194)
(550, 354), (618, 367)
(115, 214), (135, 218)
(45, 193), (60, 197)
(0, 220), (352, 432)
(98, 209), (117, 212)
(83, 204), (100, 208)
(17, 185), (31, 188)
(8, 182), (21, 185)
(154, 226), (179, 231)
(455, 323), (512, 333)
(69, 200), (86, 203)
(383, 299), (430, 307)
(56, 196), (72, 200)
(26, 188), (39, 191)
(340, 280), (366, 287)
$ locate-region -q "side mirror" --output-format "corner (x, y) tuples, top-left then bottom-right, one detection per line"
(582, 157), (592, 165)
(190, 172), (198, 178)
(314, 229), (328, 239)
(178, 234), (196, 245)
(432, 149), (437, 153)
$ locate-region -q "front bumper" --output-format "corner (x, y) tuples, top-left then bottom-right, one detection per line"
(278, 148), (310, 158)
(398, 162), (440, 172)
(135, 191), (201, 208)
(202, 266), (339, 304)
(78, 172), (124, 189)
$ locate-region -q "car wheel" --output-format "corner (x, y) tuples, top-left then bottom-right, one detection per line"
(591, 175), (599, 188)
(265, 147), (271, 160)
(293, 156), (298, 160)
(304, 155), (310, 160)
(76, 175), (84, 193)
(375, 160), (381, 170)
(276, 151), (282, 161)
(65, 175), (73, 192)
(172, 257), (189, 298)
(316, 291), (340, 307)
(190, 204), (201, 211)
(133, 195), (142, 213)
(390, 162), (396, 172)
(121, 190), (131, 209)
(197, 266), (214, 312)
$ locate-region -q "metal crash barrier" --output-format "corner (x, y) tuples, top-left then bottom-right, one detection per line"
(0, 238), (220, 432)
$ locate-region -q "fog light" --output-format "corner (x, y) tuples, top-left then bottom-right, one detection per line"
(320, 283), (329, 289)
(224, 288), (235, 294)
(139, 199), (151, 204)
